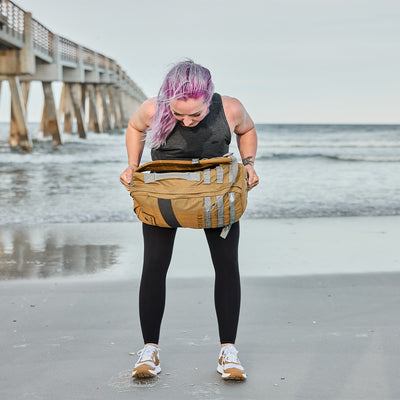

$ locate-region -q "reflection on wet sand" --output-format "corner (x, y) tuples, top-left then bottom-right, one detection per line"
(0, 227), (118, 279)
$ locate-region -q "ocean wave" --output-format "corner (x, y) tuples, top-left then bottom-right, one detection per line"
(2, 151), (398, 165)
(0, 154), (125, 165)
(244, 208), (400, 219)
(325, 155), (400, 162)
(262, 141), (400, 148)
(256, 153), (400, 162)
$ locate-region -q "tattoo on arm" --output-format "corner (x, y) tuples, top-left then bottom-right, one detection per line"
(242, 156), (254, 166)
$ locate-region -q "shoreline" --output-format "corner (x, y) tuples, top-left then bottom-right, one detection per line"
(1, 215), (399, 281)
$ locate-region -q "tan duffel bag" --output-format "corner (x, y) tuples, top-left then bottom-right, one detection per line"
(122, 154), (248, 238)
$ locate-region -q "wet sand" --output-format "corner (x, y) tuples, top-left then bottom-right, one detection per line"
(1, 216), (399, 280)
(1, 217), (400, 399)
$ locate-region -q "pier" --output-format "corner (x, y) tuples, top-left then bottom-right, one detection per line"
(0, 0), (146, 151)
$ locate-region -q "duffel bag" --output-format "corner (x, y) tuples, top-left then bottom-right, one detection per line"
(122, 154), (248, 238)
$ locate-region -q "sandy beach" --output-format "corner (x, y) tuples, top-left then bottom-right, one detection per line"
(1, 216), (400, 399)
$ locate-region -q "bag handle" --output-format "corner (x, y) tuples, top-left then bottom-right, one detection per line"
(135, 155), (234, 173)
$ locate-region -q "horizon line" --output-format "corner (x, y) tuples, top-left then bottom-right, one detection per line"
(0, 120), (399, 126)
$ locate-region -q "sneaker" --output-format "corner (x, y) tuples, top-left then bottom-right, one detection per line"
(217, 344), (247, 380)
(132, 345), (161, 378)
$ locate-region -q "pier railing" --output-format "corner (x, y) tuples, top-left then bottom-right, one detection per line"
(0, 0), (24, 43)
(0, 0), (147, 151)
(0, 0), (146, 97)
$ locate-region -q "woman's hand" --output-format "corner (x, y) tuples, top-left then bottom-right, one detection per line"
(245, 165), (259, 191)
(120, 164), (138, 188)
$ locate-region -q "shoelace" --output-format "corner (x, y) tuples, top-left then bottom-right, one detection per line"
(222, 346), (239, 364)
(137, 346), (157, 362)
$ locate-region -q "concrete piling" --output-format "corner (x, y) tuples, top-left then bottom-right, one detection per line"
(42, 82), (62, 145)
(8, 76), (31, 150)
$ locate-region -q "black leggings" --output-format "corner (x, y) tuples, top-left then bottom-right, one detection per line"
(139, 222), (241, 345)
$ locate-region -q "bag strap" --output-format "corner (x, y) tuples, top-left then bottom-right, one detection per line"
(199, 155), (240, 238)
(135, 155), (234, 173)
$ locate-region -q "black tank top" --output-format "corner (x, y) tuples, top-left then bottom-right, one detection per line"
(151, 93), (231, 161)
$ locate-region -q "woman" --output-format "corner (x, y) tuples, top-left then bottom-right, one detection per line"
(120, 60), (259, 381)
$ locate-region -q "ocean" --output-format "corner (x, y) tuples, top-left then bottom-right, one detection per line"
(1, 123), (400, 226)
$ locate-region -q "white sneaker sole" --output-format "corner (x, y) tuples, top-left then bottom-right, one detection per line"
(132, 365), (161, 379)
(217, 364), (247, 380)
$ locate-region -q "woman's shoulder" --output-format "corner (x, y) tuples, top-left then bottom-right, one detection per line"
(220, 95), (245, 123)
(221, 95), (242, 107)
(136, 98), (157, 123)
(140, 97), (157, 117)
(128, 98), (157, 130)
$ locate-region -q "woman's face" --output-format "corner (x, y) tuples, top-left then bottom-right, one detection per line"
(170, 97), (209, 127)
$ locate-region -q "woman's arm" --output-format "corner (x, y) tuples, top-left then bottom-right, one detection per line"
(120, 99), (156, 185)
(223, 97), (259, 190)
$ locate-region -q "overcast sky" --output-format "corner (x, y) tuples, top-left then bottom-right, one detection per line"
(2, 0), (400, 123)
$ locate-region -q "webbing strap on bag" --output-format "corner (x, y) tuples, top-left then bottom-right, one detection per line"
(204, 196), (212, 229)
(220, 192), (237, 239)
(144, 171), (201, 183)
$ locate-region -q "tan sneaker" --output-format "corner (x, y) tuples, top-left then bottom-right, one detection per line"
(132, 345), (161, 378)
(217, 344), (247, 380)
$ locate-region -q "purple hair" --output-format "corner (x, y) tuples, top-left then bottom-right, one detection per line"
(148, 60), (215, 148)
